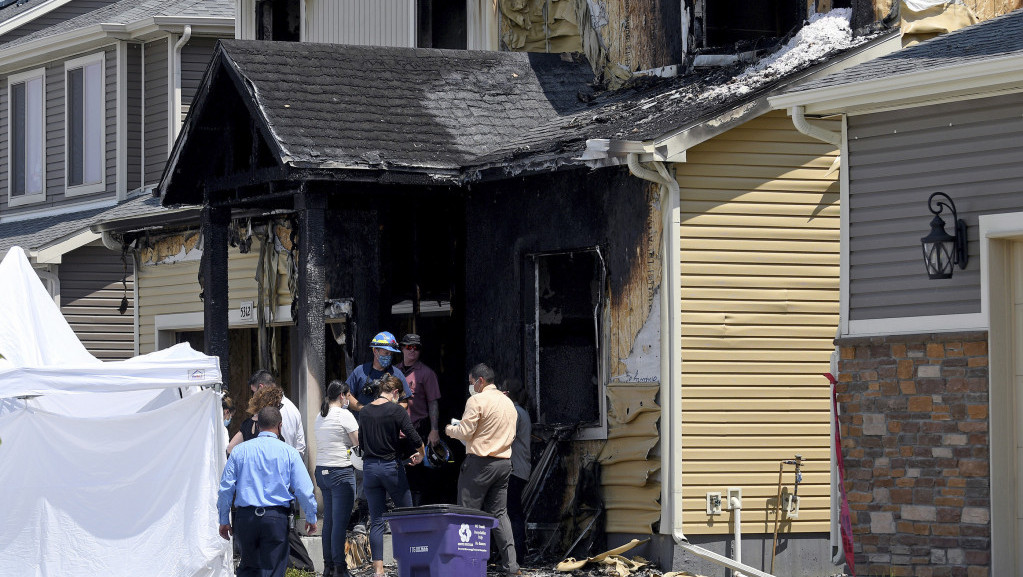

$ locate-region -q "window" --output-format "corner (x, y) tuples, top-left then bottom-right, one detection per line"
(417, 0), (467, 49)
(65, 54), (104, 194)
(7, 68), (45, 204)
(256, 0), (300, 41)
(529, 248), (607, 439)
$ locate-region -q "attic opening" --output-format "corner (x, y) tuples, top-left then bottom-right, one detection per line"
(702, 0), (804, 48)
(256, 0), (300, 42)
(531, 249), (606, 435)
(416, 0), (467, 49)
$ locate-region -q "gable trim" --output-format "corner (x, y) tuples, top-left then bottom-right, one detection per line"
(0, 0), (74, 37)
(769, 52), (1023, 115)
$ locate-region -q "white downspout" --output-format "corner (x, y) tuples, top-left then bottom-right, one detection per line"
(172, 25), (192, 138)
(627, 153), (776, 577)
(731, 494), (744, 577)
(790, 105), (840, 148)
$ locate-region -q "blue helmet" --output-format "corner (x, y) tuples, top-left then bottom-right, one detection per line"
(424, 439), (454, 469)
(370, 331), (400, 353)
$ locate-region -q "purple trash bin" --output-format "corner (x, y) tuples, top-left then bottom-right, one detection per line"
(383, 505), (497, 577)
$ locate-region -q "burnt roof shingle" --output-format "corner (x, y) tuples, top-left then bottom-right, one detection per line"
(218, 40), (596, 171)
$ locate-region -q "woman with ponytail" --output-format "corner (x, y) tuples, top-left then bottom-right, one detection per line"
(314, 380), (360, 577)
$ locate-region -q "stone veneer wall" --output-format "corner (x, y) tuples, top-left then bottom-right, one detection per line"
(835, 331), (990, 577)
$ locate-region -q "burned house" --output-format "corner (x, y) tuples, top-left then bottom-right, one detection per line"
(108, 4), (909, 568)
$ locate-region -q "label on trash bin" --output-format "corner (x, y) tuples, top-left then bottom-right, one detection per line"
(454, 522), (490, 554)
(410, 545), (429, 553)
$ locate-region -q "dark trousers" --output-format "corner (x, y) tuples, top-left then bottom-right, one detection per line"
(507, 474), (528, 562)
(234, 506), (290, 577)
(457, 455), (518, 573)
(316, 466), (356, 571)
(364, 458), (413, 561)
(405, 418), (433, 506)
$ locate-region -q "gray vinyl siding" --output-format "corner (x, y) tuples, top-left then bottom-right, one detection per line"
(0, 71), (7, 209)
(126, 42), (142, 191)
(103, 44), (115, 193)
(43, 58), (63, 203)
(143, 37), (168, 186)
(847, 92), (1023, 321)
(180, 36), (218, 119)
(59, 243), (135, 360)
(0, 0), (119, 44)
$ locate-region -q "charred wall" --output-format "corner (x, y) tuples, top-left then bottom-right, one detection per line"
(464, 166), (651, 387)
(324, 206), (381, 368)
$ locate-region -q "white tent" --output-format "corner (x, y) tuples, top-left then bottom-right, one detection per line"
(0, 246), (232, 577)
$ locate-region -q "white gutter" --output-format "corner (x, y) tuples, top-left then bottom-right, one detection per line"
(789, 106), (841, 148)
(626, 154), (776, 577)
(172, 25), (192, 138)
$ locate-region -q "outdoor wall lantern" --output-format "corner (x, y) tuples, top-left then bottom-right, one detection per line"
(920, 192), (968, 279)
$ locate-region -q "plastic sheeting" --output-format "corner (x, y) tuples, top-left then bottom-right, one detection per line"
(0, 389), (232, 577)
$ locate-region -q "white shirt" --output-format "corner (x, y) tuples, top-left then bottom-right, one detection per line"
(314, 406), (359, 467)
(280, 395), (306, 456)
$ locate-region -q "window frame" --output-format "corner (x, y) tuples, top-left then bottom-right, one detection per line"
(64, 52), (106, 196)
(7, 67), (47, 207)
(528, 247), (609, 440)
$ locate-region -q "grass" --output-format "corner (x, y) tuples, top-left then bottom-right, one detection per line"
(285, 568), (316, 577)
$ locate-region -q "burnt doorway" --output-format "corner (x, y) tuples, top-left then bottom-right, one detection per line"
(381, 194), (466, 505)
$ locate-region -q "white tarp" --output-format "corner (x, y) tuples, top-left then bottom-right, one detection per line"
(0, 389), (231, 577)
(0, 246), (231, 576)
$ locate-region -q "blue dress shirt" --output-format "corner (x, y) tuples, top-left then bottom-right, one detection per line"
(217, 432), (317, 525)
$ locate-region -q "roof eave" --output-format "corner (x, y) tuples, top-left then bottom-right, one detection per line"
(769, 51), (1023, 115)
(0, 0), (72, 37)
(0, 17), (233, 73)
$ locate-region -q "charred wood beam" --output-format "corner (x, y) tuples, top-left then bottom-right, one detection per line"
(295, 188), (327, 445)
(206, 166), (290, 196)
(200, 205), (231, 390)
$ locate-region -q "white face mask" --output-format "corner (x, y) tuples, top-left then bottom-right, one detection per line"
(468, 379), (482, 397)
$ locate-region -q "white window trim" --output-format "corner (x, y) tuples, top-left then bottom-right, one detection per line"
(7, 67), (47, 208)
(64, 52), (106, 197)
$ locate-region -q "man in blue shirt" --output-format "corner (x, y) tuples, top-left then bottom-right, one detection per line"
(218, 406), (318, 577)
(345, 331), (412, 414)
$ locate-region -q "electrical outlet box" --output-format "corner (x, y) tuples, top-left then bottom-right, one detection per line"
(706, 492), (722, 515)
(783, 494), (801, 518)
(726, 487), (742, 509)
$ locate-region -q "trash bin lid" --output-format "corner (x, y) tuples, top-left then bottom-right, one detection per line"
(382, 505), (495, 520)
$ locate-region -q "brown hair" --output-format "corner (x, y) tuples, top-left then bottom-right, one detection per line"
(248, 384), (284, 415)
(377, 374), (401, 396)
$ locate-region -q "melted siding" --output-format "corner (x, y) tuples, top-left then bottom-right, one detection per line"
(674, 110), (840, 535)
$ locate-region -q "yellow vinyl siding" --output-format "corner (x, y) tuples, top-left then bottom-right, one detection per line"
(137, 249), (261, 354)
(675, 109), (840, 535)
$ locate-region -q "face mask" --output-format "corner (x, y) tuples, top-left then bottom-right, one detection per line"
(223, 418), (232, 427)
(469, 380), (481, 397)
(378, 354), (393, 368)
(341, 399), (350, 410)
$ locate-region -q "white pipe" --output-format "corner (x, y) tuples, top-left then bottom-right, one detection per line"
(790, 105), (840, 148)
(731, 496), (744, 577)
(172, 25), (192, 138)
(626, 153), (777, 577)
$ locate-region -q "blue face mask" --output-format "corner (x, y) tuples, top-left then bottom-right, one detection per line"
(224, 418), (232, 427)
(378, 354), (393, 368)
